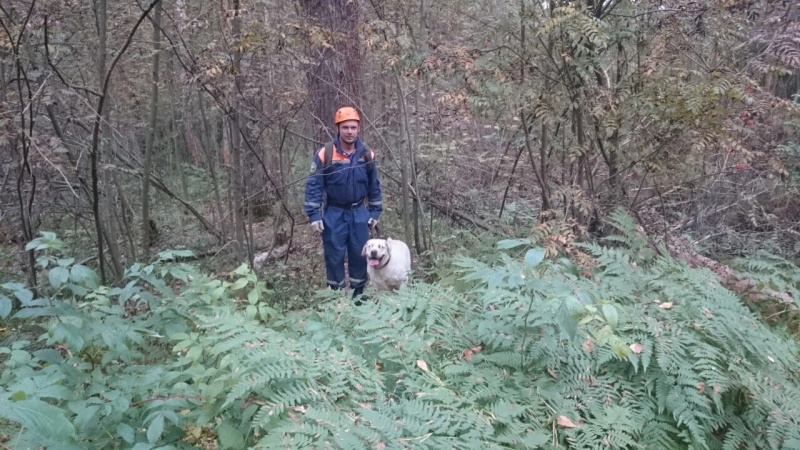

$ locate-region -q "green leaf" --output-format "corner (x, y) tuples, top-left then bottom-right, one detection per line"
(0, 294), (12, 319)
(0, 398), (76, 444)
(232, 263), (250, 276)
(70, 265), (100, 289)
(13, 288), (34, 305)
(147, 412), (165, 444)
(2, 282), (26, 291)
(185, 346), (203, 361)
(25, 238), (42, 251)
(53, 323), (86, 352)
(116, 422), (136, 443)
(601, 304), (619, 328)
(524, 248), (545, 267)
(247, 288), (260, 304)
(231, 277), (249, 291)
(212, 285), (226, 300)
(170, 333), (191, 341)
(556, 298), (581, 338)
(496, 238), (531, 249)
(217, 422), (245, 449)
(48, 266), (70, 289)
(57, 258), (75, 267)
(524, 429), (550, 446)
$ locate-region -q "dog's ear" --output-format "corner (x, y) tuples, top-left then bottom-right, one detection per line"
(385, 241), (391, 259)
(361, 242), (369, 257)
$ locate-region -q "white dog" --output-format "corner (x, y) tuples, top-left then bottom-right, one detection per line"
(362, 238), (411, 291)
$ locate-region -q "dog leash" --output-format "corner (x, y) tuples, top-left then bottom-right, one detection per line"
(370, 224), (381, 239)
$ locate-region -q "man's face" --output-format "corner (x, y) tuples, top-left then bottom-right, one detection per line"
(338, 120), (359, 144)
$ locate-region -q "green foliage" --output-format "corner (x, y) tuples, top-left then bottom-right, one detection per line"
(1, 234), (271, 448)
(2, 225), (799, 449)
(732, 252), (800, 302)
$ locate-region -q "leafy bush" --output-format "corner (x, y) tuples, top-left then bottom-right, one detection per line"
(1, 224), (799, 449)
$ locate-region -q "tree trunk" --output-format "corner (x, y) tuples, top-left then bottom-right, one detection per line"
(167, 53), (189, 227)
(230, 0), (249, 262)
(7, 4), (38, 292)
(411, 77), (424, 253)
(197, 89), (224, 229)
(84, 0), (160, 284)
(301, 0), (363, 142)
(112, 171), (137, 262)
(141, 0), (163, 255)
(92, 0), (108, 283)
(519, 0), (551, 216)
(395, 75), (412, 245)
(100, 105), (124, 281)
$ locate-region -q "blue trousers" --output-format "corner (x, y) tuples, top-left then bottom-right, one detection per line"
(321, 205), (369, 291)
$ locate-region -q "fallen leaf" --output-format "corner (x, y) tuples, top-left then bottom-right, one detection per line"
(416, 359), (429, 372)
(462, 348), (473, 362)
(659, 302), (673, 309)
(582, 336), (594, 352)
(557, 415), (576, 428)
(629, 343), (644, 354)
(547, 368), (558, 378)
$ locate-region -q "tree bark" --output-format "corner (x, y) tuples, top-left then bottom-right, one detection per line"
(519, 0), (551, 216)
(7, 2), (38, 292)
(395, 74), (412, 246)
(141, 0), (163, 255)
(197, 89), (224, 229)
(89, 0), (162, 283)
(301, 0), (363, 142)
(230, 0), (249, 262)
(167, 53), (189, 226)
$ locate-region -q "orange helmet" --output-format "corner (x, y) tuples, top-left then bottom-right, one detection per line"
(334, 107), (360, 125)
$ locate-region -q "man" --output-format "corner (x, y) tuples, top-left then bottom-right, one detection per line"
(304, 107), (382, 300)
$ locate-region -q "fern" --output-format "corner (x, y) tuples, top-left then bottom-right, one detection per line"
(4, 225), (800, 449)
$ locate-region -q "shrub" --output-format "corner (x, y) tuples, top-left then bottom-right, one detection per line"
(1, 224), (799, 449)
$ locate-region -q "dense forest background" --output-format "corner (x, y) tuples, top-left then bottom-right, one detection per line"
(1, 0), (799, 449)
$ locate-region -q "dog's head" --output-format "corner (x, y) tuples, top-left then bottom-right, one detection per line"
(362, 238), (391, 267)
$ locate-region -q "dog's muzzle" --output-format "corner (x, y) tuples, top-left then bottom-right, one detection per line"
(368, 251), (382, 267)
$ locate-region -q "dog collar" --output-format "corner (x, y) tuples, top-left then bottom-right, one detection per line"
(375, 254), (391, 270)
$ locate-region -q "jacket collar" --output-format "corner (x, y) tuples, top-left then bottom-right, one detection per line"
(334, 135), (366, 157)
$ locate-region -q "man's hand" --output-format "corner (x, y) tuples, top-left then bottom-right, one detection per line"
(368, 218), (378, 228)
(311, 220), (324, 234)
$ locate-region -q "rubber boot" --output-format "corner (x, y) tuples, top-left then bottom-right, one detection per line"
(352, 286), (367, 306)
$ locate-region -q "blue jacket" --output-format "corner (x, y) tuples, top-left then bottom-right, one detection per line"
(304, 136), (382, 223)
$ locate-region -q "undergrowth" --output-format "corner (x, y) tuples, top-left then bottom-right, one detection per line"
(1, 214), (798, 449)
